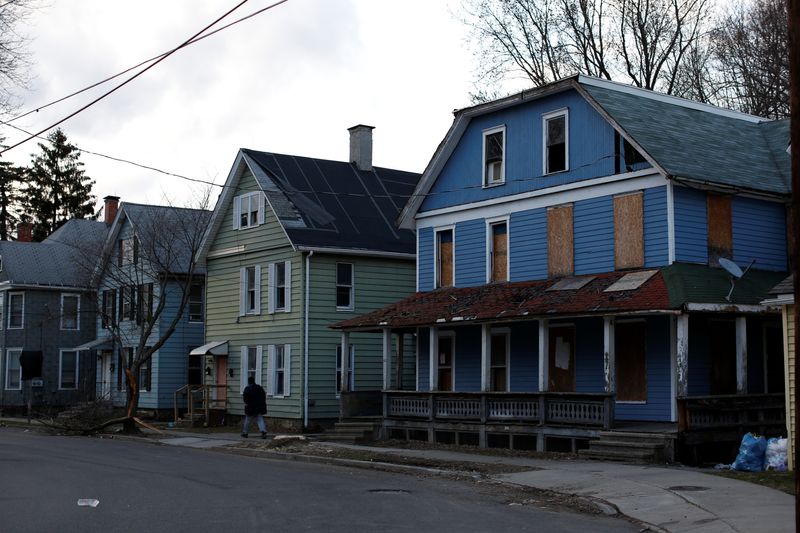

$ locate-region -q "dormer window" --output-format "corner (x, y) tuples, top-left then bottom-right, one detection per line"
(233, 191), (264, 230)
(543, 109), (568, 174)
(482, 126), (505, 187)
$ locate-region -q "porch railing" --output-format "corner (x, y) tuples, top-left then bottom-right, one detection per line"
(173, 384), (227, 425)
(385, 391), (614, 429)
(677, 393), (786, 432)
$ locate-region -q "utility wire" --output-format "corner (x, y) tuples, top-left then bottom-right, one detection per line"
(0, 0), (257, 156)
(2, 0), (290, 127)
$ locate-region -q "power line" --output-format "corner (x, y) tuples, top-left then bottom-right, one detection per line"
(0, 0), (257, 156)
(2, 0), (291, 128)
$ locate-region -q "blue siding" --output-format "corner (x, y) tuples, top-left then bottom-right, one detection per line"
(455, 219), (486, 287)
(420, 89), (617, 212)
(732, 197), (787, 271)
(417, 328), (429, 391)
(673, 186), (708, 264)
(418, 228), (434, 292)
(573, 318), (604, 393)
(509, 322), (539, 391)
(509, 208), (548, 281)
(574, 196), (614, 275)
(616, 316), (672, 422)
(644, 186), (670, 267)
(454, 327), (481, 391)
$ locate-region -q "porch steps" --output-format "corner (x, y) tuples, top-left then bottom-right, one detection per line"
(579, 431), (674, 464)
(315, 418), (382, 444)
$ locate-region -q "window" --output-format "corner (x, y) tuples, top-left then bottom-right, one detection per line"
(59, 350), (79, 389)
(268, 261), (292, 313)
(0, 255), (3, 272)
(335, 344), (354, 396)
(488, 220), (508, 282)
(435, 229), (454, 288)
(139, 349), (152, 392)
(187, 350), (203, 385)
(543, 110), (568, 174)
(101, 289), (116, 329)
(5, 348), (21, 390)
(0, 293), (4, 331)
(239, 345), (262, 392)
(336, 263), (354, 310)
(118, 348), (133, 390)
(8, 292), (23, 329)
(707, 194), (733, 266)
(547, 204), (574, 277)
(623, 138), (647, 167)
(119, 286), (136, 322)
(268, 344), (291, 397)
(239, 265), (261, 315)
(490, 332), (509, 392)
(614, 192), (644, 270)
(118, 236), (138, 266)
(61, 294), (80, 330)
(233, 192), (264, 230)
(188, 282), (203, 322)
(482, 126), (505, 186)
(437, 334), (454, 391)
(137, 283), (153, 324)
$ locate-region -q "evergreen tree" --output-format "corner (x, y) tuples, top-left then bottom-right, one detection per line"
(0, 137), (24, 240)
(25, 128), (96, 241)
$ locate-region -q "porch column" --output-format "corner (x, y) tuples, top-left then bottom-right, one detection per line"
(538, 319), (549, 391)
(429, 327), (439, 391)
(480, 324), (491, 391)
(603, 317), (616, 393)
(676, 314), (689, 397)
(340, 331), (351, 394)
(735, 316), (748, 394)
(382, 328), (392, 391)
(395, 333), (404, 390)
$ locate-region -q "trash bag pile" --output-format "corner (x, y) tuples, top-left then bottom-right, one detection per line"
(720, 433), (789, 472)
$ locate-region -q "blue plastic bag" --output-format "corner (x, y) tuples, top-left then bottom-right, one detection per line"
(731, 433), (767, 472)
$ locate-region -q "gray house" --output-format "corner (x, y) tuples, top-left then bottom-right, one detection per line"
(0, 217), (109, 414)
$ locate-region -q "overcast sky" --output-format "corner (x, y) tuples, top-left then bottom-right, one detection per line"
(3, 0), (474, 212)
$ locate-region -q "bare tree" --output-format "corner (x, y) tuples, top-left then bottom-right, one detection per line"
(0, 0), (36, 114)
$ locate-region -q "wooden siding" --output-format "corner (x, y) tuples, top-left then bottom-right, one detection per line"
(732, 196), (788, 271)
(574, 196), (614, 275)
(614, 192), (644, 270)
(510, 208), (548, 282)
(784, 305), (795, 470)
(643, 186), (670, 267)
(420, 89), (617, 212)
(418, 227), (434, 292)
(454, 219), (486, 287)
(548, 205), (574, 277)
(673, 186), (709, 264)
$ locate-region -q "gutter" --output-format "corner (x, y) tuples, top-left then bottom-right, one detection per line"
(295, 246), (415, 261)
(303, 250), (314, 429)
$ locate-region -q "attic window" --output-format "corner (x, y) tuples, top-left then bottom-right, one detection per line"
(234, 192), (264, 230)
(544, 109), (568, 174)
(483, 126), (505, 186)
(623, 139), (647, 167)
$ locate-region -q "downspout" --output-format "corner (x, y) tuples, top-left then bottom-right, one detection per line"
(303, 250), (314, 429)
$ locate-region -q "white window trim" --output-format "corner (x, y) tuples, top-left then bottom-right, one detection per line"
(7, 292), (23, 329)
(240, 345), (263, 393)
(268, 261), (292, 314)
(240, 265), (262, 316)
(188, 282), (204, 323)
(58, 349), (79, 390)
(335, 262), (355, 311)
(267, 344), (291, 398)
(0, 293), (4, 331)
(490, 327), (511, 392)
(482, 125), (506, 187)
(437, 330), (456, 391)
(485, 216), (510, 283)
(542, 108), (569, 175)
(233, 191), (265, 230)
(5, 348), (21, 390)
(60, 293), (81, 331)
(335, 344), (355, 398)
(434, 226), (456, 289)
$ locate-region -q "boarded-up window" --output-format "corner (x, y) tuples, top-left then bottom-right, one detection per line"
(614, 192), (644, 270)
(436, 229), (454, 288)
(547, 205), (573, 277)
(490, 222), (508, 282)
(615, 321), (647, 401)
(707, 195), (732, 265)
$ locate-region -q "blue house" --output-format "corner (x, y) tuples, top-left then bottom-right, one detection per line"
(334, 76), (789, 461)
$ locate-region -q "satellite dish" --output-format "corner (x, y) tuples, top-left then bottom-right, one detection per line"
(719, 258), (743, 279)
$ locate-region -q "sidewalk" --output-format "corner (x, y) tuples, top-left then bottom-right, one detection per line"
(3, 418), (793, 533)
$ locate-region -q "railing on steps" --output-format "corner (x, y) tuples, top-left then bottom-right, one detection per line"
(173, 384), (227, 425)
(677, 393), (786, 432)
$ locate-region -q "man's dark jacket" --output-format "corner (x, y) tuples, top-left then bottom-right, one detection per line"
(243, 383), (267, 416)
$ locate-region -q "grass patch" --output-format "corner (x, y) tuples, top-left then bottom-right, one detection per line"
(710, 470), (795, 495)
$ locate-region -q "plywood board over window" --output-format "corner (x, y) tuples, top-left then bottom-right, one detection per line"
(707, 194), (732, 265)
(490, 222), (508, 282)
(547, 205), (573, 277)
(615, 321), (647, 401)
(614, 192), (644, 270)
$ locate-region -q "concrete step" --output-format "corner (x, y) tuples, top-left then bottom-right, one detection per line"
(579, 448), (659, 462)
(597, 431), (671, 443)
(590, 439), (665, 451)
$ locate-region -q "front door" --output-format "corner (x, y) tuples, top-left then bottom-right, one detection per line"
(548, 325), (575, 392)
(437, 335), (454, 391)
(100, 350), (113, 399)
(215, 356), (228, 404)
(710, 319), (736, 395)
(616, 321), (647, 401)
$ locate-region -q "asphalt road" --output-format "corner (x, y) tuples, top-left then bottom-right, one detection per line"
(0, 427), (638, 532)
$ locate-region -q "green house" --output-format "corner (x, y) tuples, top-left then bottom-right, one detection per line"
(197, 126), (419, 430)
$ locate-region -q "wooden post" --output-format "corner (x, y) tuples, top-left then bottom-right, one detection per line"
(395, 333), (404, 390)
(382, 328), (391, 391)
(429, 327), (438, 391)
(676, 314), (689, 398)
(538, 319), (549, 392)
(480, 323), (491, 391)
(340, 331), (350, 394)
(735, 316), (748, 394)
(603, 316), (616, 393)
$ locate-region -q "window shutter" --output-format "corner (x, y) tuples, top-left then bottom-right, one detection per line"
(283, 344), (291, 396)
(266, 345), (275, 396)
(257, 193), (265, 225)
(254, 264), (262, 315)
(240, 346), (248, 393)
(111, 289), (117, 326)
(256, 345), (263, 388)
(284, 261), (292, 313)
(267, 263), (276, 314)
(232, 196), (241, 230)
(239, 267), (246, 316)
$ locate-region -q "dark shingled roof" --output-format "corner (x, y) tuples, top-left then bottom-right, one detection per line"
(768, 275), (794, 296)
(242, 149), (419, 255)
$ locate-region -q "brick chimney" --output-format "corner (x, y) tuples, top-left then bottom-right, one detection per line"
(16, 221), (32, 242)
(104, 195), (120, 225)
(348, 124), (374, 171)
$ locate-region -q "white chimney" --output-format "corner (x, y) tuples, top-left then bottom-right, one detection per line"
(348, 124), (374, 171)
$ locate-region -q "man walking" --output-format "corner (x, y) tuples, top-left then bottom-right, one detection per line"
(241, 376), (267, 439)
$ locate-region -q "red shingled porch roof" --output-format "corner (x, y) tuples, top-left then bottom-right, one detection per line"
(332, 269), (673, 331)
